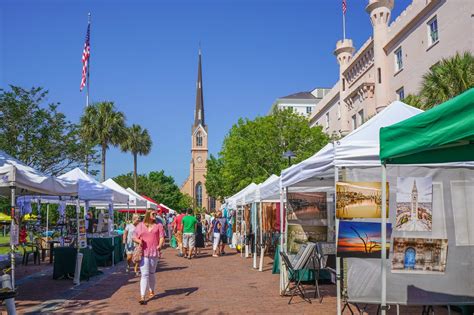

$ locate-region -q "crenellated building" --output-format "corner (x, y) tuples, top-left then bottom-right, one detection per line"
(309, 0), (473, 137)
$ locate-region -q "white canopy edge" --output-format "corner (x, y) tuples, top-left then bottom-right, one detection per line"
(126, 188), (158, 210)
(0, 151), (78, 196)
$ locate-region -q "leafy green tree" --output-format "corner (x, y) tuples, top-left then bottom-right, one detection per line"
(402, 94), (424, 109)
(420, 52), (473, 109)
(205, 155), (226, 202)
(403, 52), (474, 110)
(0, 85), (98, 175)
(120, 124), (153, 191)
(114, 170), (189, 211)
(206, 108), (330, 199)
(80, 101), (126, 182)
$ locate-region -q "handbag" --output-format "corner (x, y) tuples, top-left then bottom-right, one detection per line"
(132, 244), (143, 263)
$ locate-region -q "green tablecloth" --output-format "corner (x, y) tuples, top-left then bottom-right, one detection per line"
(53, 247), (100, 281)
(272, 244), (331, 281)
(89, 236), (124, 267)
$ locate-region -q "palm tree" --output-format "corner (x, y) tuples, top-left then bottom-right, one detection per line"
(80, 102), (126, 181)
(419, 52), (474, 109)
(121, 124), (153, 191)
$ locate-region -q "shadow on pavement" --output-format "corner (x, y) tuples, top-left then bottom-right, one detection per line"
(155, 287), (199, 299)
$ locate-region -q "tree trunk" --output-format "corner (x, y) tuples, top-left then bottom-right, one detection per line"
(85, 153), (89, 174)
(133, 153), (138, 191)
(101, 144), (106, 182)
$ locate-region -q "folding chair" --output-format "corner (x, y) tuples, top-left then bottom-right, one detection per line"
(280, 251), (312, 304)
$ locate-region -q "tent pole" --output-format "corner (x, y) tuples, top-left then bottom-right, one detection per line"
(381, 163), (387, 315)
(253, 202), (257, 269)
(279, 180), (284, 294)
(46, 204), (49, 242)
(258, 201), (264, 272)
(335, 165), (342, 315)
(10, 186), (16, 289)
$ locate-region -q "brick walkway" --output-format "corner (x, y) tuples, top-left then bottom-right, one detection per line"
(10, 246), (456, 314)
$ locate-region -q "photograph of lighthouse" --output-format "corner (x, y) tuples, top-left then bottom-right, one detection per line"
(395, 177), (433, 231)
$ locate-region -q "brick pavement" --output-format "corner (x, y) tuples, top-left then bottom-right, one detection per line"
(10, 245), (457, 314)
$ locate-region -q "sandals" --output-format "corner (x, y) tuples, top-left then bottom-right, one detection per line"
(139, 298), (146, 305)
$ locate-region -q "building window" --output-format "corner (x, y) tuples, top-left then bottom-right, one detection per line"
(195, 182), (202, 208)
(325, 112), (330, 129)
(395, 48), (403, 71)
(428, 17), (439, 46)
(209, 197), (216, 211)
(306, 106), (312, 114)
(397, 87), (405, 100)
(196, 131), (203, 147)
(352, 114), (357, 130)
(337, 102), (341, 119)
(378, 68), (382, 84)
(358, 110), (364, 126)
(342, 78), (346, 91)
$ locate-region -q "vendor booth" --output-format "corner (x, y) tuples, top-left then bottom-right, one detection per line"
(0, 151), (78, 311)
(19, 168), (129, 282)
(280, 101), (423, 309)
(368, 88), (474, 313)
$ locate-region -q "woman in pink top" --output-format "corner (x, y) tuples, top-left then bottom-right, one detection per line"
(133, 210), (165, 305)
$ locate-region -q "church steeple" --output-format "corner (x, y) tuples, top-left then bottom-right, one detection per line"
(194, 48), (205, 128)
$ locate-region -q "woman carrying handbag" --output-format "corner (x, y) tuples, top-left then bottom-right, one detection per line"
(133, 210), (165, 305)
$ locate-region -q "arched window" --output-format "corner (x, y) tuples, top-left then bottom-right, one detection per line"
(196, 131), (203, 147)
(404, 247), (416, 270)
(195, 182), (202, 208)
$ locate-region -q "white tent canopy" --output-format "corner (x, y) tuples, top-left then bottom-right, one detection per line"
(160, 203), (175, 214)
(0, 150), (77, 196)
(126, 188), (158, 210)
(58, 168), (128, 203)
(259, 174), (281, 201)
(225, 183), (258, 208)
(90, 179), (145, 208)
(281, 101), (423, 188)
(244, 174), (280, 204)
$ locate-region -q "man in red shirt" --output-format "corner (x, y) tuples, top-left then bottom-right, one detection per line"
(173, 211), (186, 257)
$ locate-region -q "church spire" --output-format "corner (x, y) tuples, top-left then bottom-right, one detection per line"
(194, 48), (205, 127)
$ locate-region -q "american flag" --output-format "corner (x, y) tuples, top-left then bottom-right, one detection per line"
(342, 0), (347, 15)
(80, 23), (90, 91)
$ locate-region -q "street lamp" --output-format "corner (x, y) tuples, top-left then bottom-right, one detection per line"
(283, 150), (296, 166)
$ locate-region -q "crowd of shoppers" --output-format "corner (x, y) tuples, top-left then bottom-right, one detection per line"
(122, 207), (229, 305)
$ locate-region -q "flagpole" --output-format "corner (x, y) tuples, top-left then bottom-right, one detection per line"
(342, 6), (346, 40)
(86, 12), (91, 107)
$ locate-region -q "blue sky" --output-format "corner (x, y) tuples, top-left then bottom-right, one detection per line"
(0, 0), (411, 186)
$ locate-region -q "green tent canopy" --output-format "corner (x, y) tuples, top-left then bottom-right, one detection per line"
(380, 88), (474, 164)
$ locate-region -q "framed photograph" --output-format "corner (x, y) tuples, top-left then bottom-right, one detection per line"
(392, 238), (448, 274)
(337, 221), (392, 258)
(396, 177), (433, 231)
(336, 181), (389, 219)
(287, 192), (327, 220)
(287, 224), (327, 254)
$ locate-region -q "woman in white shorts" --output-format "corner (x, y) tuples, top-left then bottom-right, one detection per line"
(211, 211), (222, 257)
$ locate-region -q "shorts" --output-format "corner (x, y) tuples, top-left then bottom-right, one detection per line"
(125, 242), (135, 255)
(213, 233), (221, 251)
(183, 233), (195, 248)
(220, 234), (228, 244)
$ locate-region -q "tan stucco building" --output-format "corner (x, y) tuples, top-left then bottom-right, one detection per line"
(309, 0), (473, 137)
(180, 51), (218, 211)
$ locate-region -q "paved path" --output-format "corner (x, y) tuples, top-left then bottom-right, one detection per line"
(11, 246), (456, 314)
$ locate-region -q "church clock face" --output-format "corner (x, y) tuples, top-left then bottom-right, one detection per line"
(196, 156), (203, 163)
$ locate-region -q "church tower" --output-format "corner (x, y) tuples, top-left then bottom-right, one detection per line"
(411, 179), (418, 222)
(180, 49), (214, 211)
